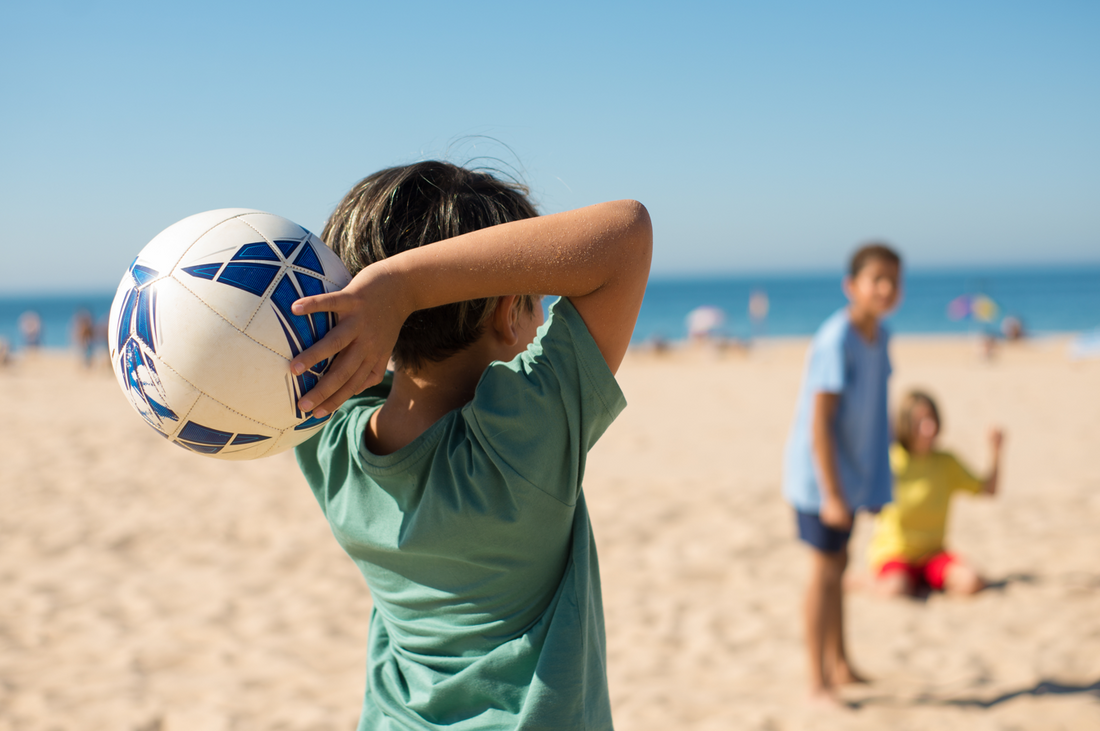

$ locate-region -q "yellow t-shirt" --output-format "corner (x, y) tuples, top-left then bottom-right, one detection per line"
(867, 444), (984, 570)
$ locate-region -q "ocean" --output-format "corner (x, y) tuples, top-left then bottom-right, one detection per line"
(2, 265), (1098, 352)
(630, 264), (1100, 343)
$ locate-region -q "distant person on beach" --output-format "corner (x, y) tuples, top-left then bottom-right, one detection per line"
(782, 242), (901, 706)
(94, 314), (111, 368)
(1001, 315), (1025, 342)
(749, 288), (769, 338)
(72, 309), (95, 368)
(288, 162), (651, 729)
(868, 390), (1003, 597)
(19, 311), (42, 350)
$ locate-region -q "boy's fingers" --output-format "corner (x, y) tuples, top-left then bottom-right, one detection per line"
(295, 345), (362, 412)
(291, 291), (346, 316)
(291, 324), (358, 376)
(309, 360), (386, 417)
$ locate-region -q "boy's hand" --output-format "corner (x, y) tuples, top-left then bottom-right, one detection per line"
(289, 264), (408, 418)
(820, 495), (853, 531)
(810, 392), (851, 530)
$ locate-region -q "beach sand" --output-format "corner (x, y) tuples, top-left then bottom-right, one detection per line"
(2, 337), (1098, 730)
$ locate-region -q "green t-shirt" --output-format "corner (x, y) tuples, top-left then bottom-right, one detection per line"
(295, 297), (626, 730)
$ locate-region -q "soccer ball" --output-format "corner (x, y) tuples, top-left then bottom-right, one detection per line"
(108, 209), (352, 460)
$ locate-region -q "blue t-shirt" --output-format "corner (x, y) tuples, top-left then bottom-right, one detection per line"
(295, 297), (626, 730)
(782, 307), (893, 513)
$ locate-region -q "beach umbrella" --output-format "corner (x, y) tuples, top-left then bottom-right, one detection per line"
(946, 294), (999, 323)
(1069, 329), (1100, 360)
(686, 305), (725, 337)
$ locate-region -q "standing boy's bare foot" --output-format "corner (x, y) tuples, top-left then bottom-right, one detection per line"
(831, 663), (870, 686)
(807, 686), (852, 710)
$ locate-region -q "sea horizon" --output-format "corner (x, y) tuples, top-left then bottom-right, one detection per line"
(3, 262), (1099, 351)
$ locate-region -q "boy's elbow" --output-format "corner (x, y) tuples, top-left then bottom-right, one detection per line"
(616, 199), (653, 264)
(622, 199), (652, 240)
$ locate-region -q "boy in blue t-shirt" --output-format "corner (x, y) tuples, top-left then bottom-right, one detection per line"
(287, 162), (651, 730)
(782, 243), (901, 706)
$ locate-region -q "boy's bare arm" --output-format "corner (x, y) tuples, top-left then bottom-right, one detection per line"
(812, 391), (852, 530)
(290, 200), (652, 415)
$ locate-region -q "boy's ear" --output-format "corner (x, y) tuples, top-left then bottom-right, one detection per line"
(489, 295), (521, 346)
(841, 276), (853, 301)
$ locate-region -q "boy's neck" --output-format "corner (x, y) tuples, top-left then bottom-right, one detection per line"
(847, 304), (881, 342)
(365, 346), (495, 456)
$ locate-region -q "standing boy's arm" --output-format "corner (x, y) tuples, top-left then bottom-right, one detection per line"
(290, 200), (653, 416)
(812, 391), (852, 530)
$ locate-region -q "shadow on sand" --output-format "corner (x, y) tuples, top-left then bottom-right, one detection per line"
(981, 572), (1039, 592)
(850, 678), (1100, 711)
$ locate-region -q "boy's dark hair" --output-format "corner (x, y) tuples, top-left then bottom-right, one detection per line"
(322, 161), (540, 371)
(895, 390), (940, 453)
(849, 242), (902, 278)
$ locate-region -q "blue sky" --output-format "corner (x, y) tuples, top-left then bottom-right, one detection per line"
(1, 1), (1097, 293)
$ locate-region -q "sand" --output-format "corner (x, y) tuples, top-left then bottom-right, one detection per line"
(2, 337), (1098, 730)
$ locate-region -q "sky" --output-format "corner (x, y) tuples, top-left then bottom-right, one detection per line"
(1, 0), (1097, 294)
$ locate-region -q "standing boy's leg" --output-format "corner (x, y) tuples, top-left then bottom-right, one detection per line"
(798, 512), (860, 703)
(822, 546), (864, 685)
(805, 546), (859, 702)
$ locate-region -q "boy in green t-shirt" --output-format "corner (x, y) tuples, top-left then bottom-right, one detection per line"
(289, 161), (651, 730)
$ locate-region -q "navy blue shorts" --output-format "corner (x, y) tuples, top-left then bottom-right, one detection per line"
(796, 510), (852, 553)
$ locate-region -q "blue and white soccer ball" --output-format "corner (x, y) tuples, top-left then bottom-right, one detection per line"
(108, 209), (352, 460)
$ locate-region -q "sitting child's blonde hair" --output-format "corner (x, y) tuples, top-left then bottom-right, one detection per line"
(895, 390), (941, 452)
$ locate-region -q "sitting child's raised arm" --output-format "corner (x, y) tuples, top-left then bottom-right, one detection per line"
(983, 427), (1004, 495)
(290, 200), (652, 416)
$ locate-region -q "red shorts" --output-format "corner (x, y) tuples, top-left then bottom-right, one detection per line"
(878, 552), (957, 591)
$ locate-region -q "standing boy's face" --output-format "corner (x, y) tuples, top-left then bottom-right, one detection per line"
(846, 259), (901, 318)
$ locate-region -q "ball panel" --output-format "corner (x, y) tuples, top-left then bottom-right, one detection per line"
(172, 395), (281, 460)
(233, 211), (312, 244)
(171, 267), (269, 334)
(108, 256), (176, 360)
(113, 338), (203, 440)
(240, 239), (351, 415)
(171, 217), (293, 331)
(244, 269), (333, 360)
(264, 415), (331, 457)
(140, 209), (263, 273)
(109, 262), (204, 438)
(304, 235), (354, 288)
(107, 269), (134, 361)
(241, 237), (350, 357)
(153, 280), (300, 428)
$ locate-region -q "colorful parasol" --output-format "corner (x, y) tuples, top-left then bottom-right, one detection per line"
(947, 294), (999, 323)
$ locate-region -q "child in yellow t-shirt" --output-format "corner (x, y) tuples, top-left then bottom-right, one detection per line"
(868, 390), (1004, 596)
